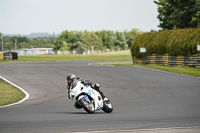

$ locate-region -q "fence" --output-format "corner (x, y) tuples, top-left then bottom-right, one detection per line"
(58, 48), (128, 55)
(132, 54), (200, 67)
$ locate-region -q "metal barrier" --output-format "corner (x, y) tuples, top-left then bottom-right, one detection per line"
(132, 54), (200, 67)
(169, 56), (176, 66)
(193, 54), (200, 67)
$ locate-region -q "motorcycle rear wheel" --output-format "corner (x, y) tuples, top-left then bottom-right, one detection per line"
(102, 101), (113, 113)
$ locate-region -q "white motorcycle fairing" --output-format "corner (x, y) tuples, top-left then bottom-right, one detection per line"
(69, 81), (104, 111)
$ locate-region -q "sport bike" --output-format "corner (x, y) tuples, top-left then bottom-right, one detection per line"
(69, 81), (113, 114)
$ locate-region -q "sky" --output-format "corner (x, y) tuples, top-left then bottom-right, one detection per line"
(0, 0), (160, 35)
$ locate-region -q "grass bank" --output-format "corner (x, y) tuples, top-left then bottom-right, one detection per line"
(93, 61), (200, 77)
(0, 78), (25, 106)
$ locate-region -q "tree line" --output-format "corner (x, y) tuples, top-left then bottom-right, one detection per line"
(54, 29), (142, 53)
(0, 33), (54, 51)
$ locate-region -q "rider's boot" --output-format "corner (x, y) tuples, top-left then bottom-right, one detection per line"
(99, 91), (106, 99)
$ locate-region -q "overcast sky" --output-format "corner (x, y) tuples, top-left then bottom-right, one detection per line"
(0, 0), (160, 34)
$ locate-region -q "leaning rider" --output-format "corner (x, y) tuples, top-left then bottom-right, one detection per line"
(66, 73), (107, 108)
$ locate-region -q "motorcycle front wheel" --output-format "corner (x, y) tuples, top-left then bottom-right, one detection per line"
(79, 98), (95, 114)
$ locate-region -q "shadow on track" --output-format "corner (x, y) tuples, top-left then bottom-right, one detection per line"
(49, 111), (106, 114)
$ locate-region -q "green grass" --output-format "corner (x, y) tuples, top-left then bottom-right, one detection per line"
(139, 64), (200, 77)
(92, 61), (200, 77)
(0, 79), (25, 106)
(0, 50), (132, 63)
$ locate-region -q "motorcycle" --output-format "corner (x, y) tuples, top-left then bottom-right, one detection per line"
(69, 81), (113, 114)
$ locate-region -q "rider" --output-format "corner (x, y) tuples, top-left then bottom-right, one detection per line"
(66, 73), (107, 108)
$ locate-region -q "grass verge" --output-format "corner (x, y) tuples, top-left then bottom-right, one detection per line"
(0, 50), (131, 63)
(92, 61), (200, 77)
(0, 79), (25, 106)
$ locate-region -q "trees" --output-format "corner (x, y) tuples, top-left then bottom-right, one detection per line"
(1, 36), (30, 50)
(54, 29), (143, 53)
(0, 36), (54, 51)
(59, 41), (70, 52)
(54, 30), (75, 50)
(95, 30), (115, 49)
(125, 29), (143, 47)
(154, 0), (200, 29)
(83, 31), (103, 50)
(191, 0), (200, 28)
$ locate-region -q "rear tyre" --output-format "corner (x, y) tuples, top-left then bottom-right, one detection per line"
(102, 100), (113, 113)
(79, 98), (95, 114)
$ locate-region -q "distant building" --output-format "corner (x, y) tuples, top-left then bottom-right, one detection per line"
(13, 48), (54, 55)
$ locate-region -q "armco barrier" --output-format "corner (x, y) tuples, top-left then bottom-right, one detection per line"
(176, 56), (184, 66)
(194, 54), (200, 67)
(132, 54), (200, 67)
(169, 56), (176, 66)
(150, 54), (156, 64)
(156, 55), (163, 65)
(162, 54), (169, 66)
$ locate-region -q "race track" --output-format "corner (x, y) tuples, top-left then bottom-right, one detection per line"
(0, 61), (200, 133)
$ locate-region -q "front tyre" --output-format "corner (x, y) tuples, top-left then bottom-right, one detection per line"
(102, 100), (113, 113)
(79, 98), (95, 114)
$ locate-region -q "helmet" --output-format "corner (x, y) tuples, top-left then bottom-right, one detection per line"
(66, 73), (76, 84)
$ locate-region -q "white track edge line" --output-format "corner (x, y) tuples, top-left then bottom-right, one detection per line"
(73, 126), (200, 133)
(0, 75), (30, 108)
(88, 63), (114, 66)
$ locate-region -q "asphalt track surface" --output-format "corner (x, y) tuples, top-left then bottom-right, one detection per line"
(0, 61), (200, 133)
